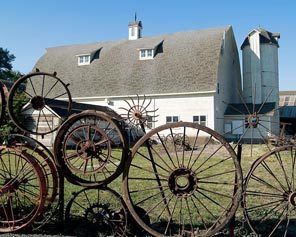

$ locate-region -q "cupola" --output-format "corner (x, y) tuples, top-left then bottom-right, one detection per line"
(128, 14), (142, 40)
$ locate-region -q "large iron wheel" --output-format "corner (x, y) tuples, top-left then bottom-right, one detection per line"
(243, 145), (296, 236)
(7, 134), (60, 230)
(123, 122), (243, 236)
(54, 110), (128, 187)
(7, 71), (72, 135)
(0, 146), (47, 232)
(65, 187), (128, 236)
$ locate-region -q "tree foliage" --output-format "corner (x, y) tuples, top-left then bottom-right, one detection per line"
(0, 48), (21, 81)
(0, 47), (24, 143)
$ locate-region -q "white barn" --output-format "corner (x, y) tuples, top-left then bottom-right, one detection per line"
(33, 20), (280, 146)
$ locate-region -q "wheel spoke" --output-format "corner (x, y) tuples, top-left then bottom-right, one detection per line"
(156, 132), (177, 168)
(189, 135), (213, 169)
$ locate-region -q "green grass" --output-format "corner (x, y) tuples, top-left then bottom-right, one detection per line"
(1, 143), (295, 236)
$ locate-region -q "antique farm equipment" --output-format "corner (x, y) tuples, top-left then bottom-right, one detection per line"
(0, 70), (295, 236)
(7, 71), (72, 135)
(122, 122), (243, 236)
(65, 187), (128, 236)
(0, 143), (48, 232)
(243, 145), (296, 236)
(53, 110), (128, 187)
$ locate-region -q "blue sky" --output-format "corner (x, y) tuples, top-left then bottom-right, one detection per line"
(1, 0), (295, 90)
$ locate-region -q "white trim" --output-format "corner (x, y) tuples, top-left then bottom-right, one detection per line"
(75, 53), (92, 57)
(23, 103), (61, 119)
(77, 55), (91, 66)
(72, 90), (216, 101)
(139, 49), (154, 60)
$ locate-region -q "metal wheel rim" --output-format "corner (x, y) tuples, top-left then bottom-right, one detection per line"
(65, 187), (128, 236)
(54, 110), (128, 187)
(7, 72), (72, 135)
(123, 122), (243, 236)
(0, 146), (47, 232)
(243, 145), (296, 236)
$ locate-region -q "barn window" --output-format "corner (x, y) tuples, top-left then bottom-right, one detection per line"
(147, 115), (153, 128)
(193, 115), (207, 126)
(284, 96), (290, 106)
(166, 116), (179, 123)
(224, 122), (232, 133)
(139, 49), (154, 60)
(78, 55), (91, 66)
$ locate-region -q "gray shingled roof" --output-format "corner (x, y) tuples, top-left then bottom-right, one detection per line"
(34, 26), (229, 98)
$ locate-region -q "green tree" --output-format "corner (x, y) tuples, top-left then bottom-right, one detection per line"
(0, 47), (23, 143)
(0, 48), (22, 81)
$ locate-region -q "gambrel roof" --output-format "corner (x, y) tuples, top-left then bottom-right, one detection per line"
(34, 26), (232, 98)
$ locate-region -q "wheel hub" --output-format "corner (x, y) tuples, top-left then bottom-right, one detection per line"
(247, 113), (259, 128)
(30, 96), (45, 110)
(289, 192), (296, 206)
(131, 107), (143, 120)
(168, 168), (197, 197)
(1, 178), (28, 194)
(77, 140), (102, 158)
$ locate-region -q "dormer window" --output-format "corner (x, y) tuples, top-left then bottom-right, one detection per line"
(139, 49), (154, 60)
(78, 55), (91, 66)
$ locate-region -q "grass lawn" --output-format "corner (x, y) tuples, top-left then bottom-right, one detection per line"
(1, 141), (295, 236)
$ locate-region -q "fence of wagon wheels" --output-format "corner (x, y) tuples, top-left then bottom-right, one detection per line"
(0, 70), (295, 236)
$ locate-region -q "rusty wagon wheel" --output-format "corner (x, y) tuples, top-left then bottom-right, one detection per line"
(0, 145), (47, 233)
(165, 133), (190, 151)
(54, 110), (128, 187)
(0, 81), (6, 126)
(65, 187), (129, 236)
(123, 122), (243, 236)
(7, 134), (60, 230)
(7, 71), (72, 135)
(243, 145), (296, 236)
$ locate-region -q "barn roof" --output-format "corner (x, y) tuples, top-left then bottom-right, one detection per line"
(34, 26), (230, 98)
(44, 99), (121, 119)
(279, 106), (296, 119)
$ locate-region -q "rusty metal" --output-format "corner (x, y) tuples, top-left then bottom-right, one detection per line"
(165, 133), (191, 151)
(0, 145), (47, 232)
(243, 145), (296, 236)
(123, 122), (243, 236)
(7, 71), (72, 135)
(119, 94), (158, 130)
(65, 187), (128, 236)
(6, 134), (60, 230)
(2, 70), (294, 236)
(54, 110), (128, 187)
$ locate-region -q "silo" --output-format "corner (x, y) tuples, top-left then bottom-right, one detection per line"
(241, 28), (280, 136)
(241, 28), (280, 104)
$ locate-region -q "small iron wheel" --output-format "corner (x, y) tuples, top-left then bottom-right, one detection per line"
(7, 71), (72, 135)
(54, 110), (128, 187)
(65, 187), (128, 236)
(123, 122), (243, 236)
